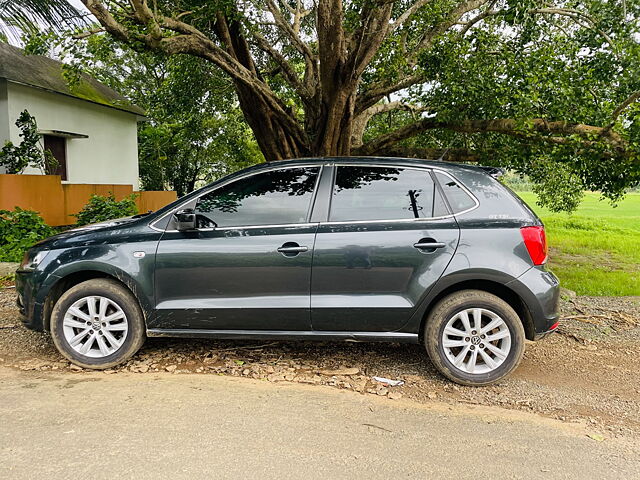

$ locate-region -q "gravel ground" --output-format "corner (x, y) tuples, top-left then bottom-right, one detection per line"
(1, 285), (639, 440)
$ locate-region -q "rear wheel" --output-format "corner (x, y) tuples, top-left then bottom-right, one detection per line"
(424, 290), (525, 386)
(50, 278), (146, 369)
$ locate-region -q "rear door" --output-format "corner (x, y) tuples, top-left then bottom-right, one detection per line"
(311, 164), (460, 332)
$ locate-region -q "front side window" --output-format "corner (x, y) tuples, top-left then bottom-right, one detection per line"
(330, 166), (446, 222)
(194, 167), (320, 228)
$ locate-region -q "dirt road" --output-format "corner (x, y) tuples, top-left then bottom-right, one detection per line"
(1, 368), (639, 479)
(1, 287), (640, 478)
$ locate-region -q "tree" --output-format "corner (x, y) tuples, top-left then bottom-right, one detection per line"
(72, 0), (640, 206)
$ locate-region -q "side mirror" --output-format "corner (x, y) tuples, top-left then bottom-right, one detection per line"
(174, 208), (196, 231)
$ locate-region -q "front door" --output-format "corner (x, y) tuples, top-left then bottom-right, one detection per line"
(153, 166), (321, 331)
(311, 165), (460, 332)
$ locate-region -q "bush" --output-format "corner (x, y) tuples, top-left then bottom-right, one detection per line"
(74, 193), (138, 226)
(0, 208), (55, 262)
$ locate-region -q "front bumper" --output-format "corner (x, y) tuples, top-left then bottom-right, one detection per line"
(15, 269), (47, 331)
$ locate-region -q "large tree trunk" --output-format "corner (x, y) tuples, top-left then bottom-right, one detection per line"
(311, 88), (357, 157)
(235, 85), (310, 161)
(238, 80), (358, 160)
(214, 14), (311, 161)
(301, 86), (357, 157)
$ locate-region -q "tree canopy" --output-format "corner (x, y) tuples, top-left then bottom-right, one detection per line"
(4, 0), (640, 208)
(72, 0), (639, 208)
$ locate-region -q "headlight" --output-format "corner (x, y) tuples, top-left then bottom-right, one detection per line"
(19, 250), (50, 271)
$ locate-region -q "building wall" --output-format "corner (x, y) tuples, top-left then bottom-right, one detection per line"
(4, 82), (139, 188)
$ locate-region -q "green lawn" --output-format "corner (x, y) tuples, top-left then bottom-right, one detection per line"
(516, 192), (640, 296)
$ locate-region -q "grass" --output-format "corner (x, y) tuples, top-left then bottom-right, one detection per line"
(516, 192), (640, 297)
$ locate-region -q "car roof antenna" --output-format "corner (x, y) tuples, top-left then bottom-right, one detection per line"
(436, 148), (450, 161)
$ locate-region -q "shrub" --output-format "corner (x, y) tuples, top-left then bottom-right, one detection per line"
(0, 208), (54, 262)
(0, 110), (57, 174)
(74, 193), (138, 226)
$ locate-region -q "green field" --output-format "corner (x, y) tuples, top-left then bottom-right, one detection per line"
(516, 192), (640, 296)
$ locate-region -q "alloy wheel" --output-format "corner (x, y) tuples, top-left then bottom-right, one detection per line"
(62, 295), (129, 358)
(441, 307), (512, 374)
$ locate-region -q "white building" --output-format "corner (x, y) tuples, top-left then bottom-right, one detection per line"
(0, 42), (144, 188)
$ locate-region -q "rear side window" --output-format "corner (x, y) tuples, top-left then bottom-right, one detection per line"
(330, 166), (446, 221)
(434, 172), (477, 214)
(195, 167), (320, 227)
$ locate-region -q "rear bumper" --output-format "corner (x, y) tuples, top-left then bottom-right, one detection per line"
(507, 265), (560, 338)
(534, 322), (560, 340)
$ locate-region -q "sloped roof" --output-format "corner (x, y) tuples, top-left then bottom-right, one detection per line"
(0, 42), (145, 116)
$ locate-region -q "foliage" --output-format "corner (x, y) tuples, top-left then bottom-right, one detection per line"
(73, 193), (138, 226)
(14, 1), (640, 210)
(0, 110), (56, 174)
(58, 0), (640, 212)
(394, 0), (640, 211)
(519, 192), (640, 296)
(0, 0), (85, 41)
(0, 208), (54, 262)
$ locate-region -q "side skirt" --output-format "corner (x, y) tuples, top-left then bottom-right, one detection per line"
(146, 328), (419, 343)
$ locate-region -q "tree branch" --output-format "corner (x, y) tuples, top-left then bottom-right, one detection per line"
(81, 0), (306, 148)
(355, 117), (630, 156)
(610, 91), (640, 124)
(347, 1), (394, 80)
(413, 0), (490, 53)
(458, 9), (499, 35)
(373, 145), (482, 162)
(530, 7), (619, 58)
(72, 27), (105, 39)
(390, 0), (433, 32)
(248, 30), (312, 103)
(351, 101), (430, 148)
(356, 73), (424, 114)
(262, 0), (318, 95)
(264, 0), (315, 61)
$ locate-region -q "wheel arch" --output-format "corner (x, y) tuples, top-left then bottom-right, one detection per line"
(42, 267), (150, 332)
(418, 278), (536, 341)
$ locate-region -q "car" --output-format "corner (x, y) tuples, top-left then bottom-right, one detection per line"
(15, 157), (560, 385)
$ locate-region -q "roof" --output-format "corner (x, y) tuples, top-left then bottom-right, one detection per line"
(0, 42), (145, 116)
(235, 156), (485, 175)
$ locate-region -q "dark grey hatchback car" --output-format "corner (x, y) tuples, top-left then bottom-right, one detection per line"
(16, 157), (559, 385)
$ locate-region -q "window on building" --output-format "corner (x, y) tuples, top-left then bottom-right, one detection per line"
(43, 135), (67, 180)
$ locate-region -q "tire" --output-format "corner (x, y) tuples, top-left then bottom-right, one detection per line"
(424, 289), (525, 386)
(50, 278), (146, 369)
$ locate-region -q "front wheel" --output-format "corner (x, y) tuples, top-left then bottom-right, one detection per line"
(50, 278), (146, 369)
(424, 290), (525, 386)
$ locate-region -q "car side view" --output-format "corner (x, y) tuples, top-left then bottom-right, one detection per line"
(16, 157), (560, 385)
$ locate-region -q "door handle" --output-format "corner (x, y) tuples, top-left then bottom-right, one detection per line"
(413, 240), (446, 252)
(277, 242), (308, 257)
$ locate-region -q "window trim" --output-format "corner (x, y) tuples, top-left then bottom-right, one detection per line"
(322, 163), (479, 225)
(150, 164), (325, 232)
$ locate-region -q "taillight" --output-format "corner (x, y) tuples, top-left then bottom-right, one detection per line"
(520, 226), (547, 265)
